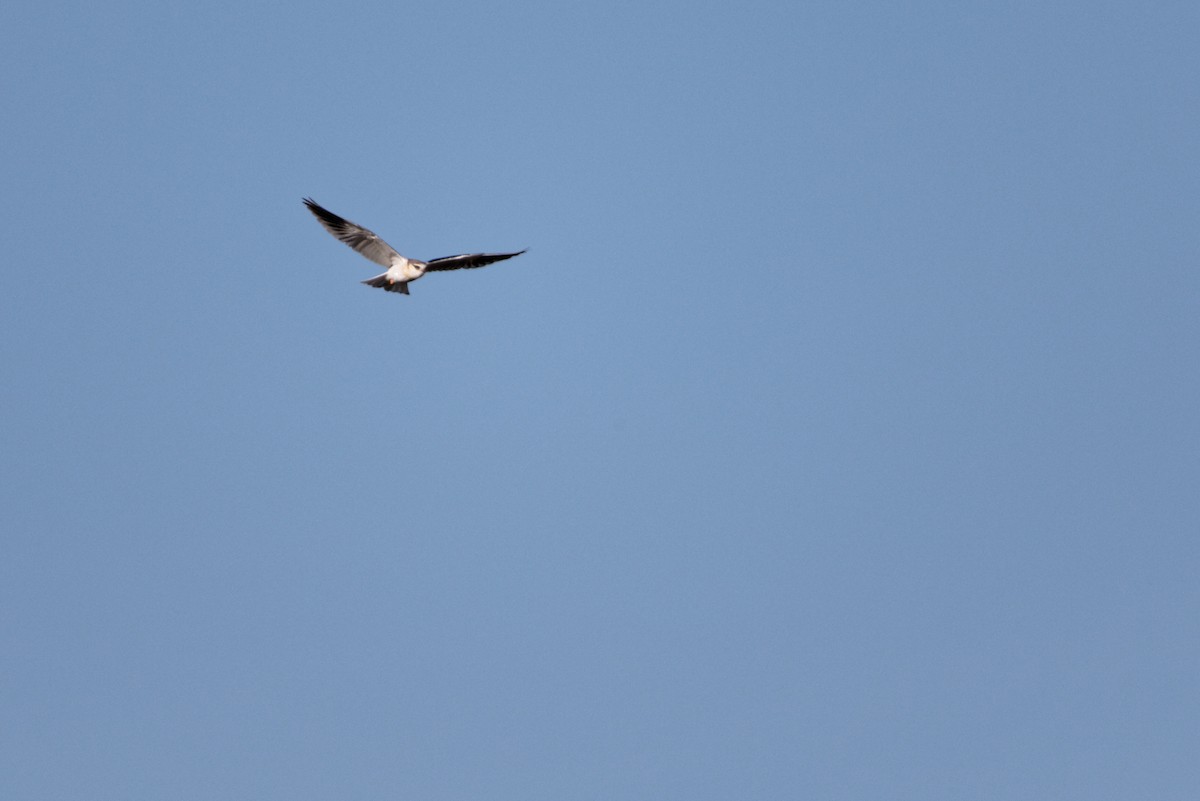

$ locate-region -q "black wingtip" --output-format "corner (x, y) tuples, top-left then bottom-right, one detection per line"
(302, 198), (350, 230)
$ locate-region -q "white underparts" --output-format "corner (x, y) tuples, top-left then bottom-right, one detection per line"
(387, 258), (426, 283)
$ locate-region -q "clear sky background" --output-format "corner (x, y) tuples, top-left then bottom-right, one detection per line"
(2, 1), (1197, 799)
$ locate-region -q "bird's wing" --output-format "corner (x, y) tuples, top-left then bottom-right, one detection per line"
(423, 249), (527, 272)
(303, 198), (404, 268)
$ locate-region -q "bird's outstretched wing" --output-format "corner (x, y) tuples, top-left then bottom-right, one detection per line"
(303, 198), (403, 268)
(424, 250), (527, 272)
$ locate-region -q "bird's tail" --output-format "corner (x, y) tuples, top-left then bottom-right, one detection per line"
(362, 273), (409, 294)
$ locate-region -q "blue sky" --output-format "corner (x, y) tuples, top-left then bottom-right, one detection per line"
(2, 1), (1197, 798)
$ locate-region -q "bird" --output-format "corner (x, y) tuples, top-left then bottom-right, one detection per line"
(302, 197), (525, 295)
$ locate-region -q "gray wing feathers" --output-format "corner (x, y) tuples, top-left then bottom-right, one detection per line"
(303, 198), (402, 267)
(424, 249), (527, 272)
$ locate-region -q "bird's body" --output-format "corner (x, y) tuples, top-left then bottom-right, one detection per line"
(302, 198), (525, 295)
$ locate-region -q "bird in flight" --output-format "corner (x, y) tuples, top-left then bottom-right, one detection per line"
(303, 198), (525, 295)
